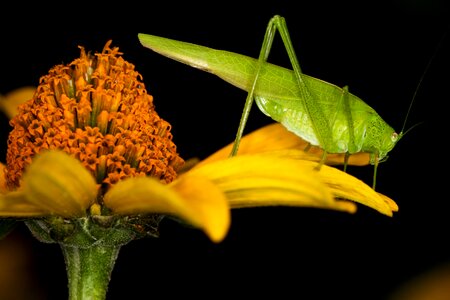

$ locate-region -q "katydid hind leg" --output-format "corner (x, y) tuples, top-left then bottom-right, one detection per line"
(272, 15), (335, 160)
(230, 15), (334, 160)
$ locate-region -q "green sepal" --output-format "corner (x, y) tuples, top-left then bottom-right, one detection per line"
(26, 216), (139, 248)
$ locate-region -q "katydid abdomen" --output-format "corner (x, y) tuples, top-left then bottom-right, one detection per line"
(138, 33), (399, 163)
(253, 73), (398, 158)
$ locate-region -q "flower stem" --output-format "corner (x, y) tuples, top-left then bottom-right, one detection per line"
(61, 244), (121, 300)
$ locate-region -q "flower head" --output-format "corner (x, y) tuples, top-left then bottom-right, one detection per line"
(1, 40), (228, 243)
(5, 40), (184, 192)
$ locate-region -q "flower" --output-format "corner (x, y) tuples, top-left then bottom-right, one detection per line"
(0, 40), (397, 299)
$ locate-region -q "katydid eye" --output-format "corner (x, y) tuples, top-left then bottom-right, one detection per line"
(391, 132), (398, 142)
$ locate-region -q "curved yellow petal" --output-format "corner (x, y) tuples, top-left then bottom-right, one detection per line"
(0, 191), (49, 217)
(378, 193), (399, 212)
(22, 150), (98, 218)
(0, 86), (35, 119)
(104, 176), (230, 243)
(196, 123), (370, 167)
(0, 163), (7, 194)
(170, 175), (230, 242)
(103, 177), (182, 213)
(187, 153), (356, 213)
(253, 150), (397, 215)
(315, 162), (396, 216)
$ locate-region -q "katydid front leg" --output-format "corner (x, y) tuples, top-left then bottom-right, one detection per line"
(338, 85), (380, 189)
(341, 86), (355, 173)
(230, 15), (335, 171)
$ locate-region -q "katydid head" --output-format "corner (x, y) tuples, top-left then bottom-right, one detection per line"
(372, 122), (401, 164)
(373, 115), (421, 167)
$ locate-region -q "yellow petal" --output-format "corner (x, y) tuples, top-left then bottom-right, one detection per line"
(196, 123), (370, 167)
(315, 162), (396, 216)
(247, 149), (397, 215)
(0, 191), (49, 217)
(177, 157), (201, 174)
(0, 86), (35, 119)
(22, 150), (98, 218)
(378, 193), (399, 212)
(104, 176), (230, 243)
(187, 153), (356, 213)
(0, 163), (7, 194)
(170, 175), (230, 242)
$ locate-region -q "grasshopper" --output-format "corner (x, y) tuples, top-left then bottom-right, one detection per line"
(138, 15), (426, 190)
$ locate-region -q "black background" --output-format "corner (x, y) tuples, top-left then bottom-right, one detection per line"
(1, 1), (449, 299)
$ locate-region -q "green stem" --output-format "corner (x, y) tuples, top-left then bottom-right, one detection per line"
(61, 243), (121, 300)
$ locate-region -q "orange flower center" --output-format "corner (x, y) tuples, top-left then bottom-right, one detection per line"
(5, 40), (184, 192)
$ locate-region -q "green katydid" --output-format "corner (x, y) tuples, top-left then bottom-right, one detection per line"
(138, 15), (413, 190)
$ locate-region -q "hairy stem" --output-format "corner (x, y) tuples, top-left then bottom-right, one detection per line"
(61, 244), (121, 300)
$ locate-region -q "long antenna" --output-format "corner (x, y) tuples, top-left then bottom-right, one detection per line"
(401, 30), (448, 134)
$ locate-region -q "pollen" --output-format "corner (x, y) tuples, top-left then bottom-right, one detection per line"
(5, 40), (185, 191)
